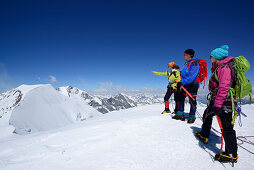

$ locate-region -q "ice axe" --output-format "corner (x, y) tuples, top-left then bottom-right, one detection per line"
(175, 80), (194, 100)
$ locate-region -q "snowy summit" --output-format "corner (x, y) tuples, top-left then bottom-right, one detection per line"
(0, 84), (253, 169)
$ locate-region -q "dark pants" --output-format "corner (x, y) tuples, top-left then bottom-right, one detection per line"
(200, 102), (238, 156)
(164, 85), (179, 113)
(178, 84), (199, 116)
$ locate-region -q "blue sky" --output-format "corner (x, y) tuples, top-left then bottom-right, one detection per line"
(0, 0), (254, 92)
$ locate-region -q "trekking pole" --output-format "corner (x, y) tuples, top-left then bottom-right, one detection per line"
(216, 116), (223, 151)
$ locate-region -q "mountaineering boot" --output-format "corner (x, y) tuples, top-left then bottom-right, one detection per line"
(195, 131), (208, 144)
(214, 152), (229, 160)
(172, 111), (185, 121)
(214, 153), (238, 163)
(161, 110), (171, 114)
(162, 101), (170, 114)
(187, 115), (196, 124)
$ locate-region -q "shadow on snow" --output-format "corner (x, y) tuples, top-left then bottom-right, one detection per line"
(190, 126), (223, 163)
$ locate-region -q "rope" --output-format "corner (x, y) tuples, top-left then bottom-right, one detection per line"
(216, 116), (224, 151)
(236, 136), (254, 155)
(184, 90), (254, 155)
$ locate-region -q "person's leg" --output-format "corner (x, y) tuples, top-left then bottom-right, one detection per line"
(187, 84), (199, 118)
(196, 104), (215, 143)
(200, 106), (215, 138)
(178, 88), (186, 113)
(219, 111), (238, 157)
(173, 90), (179, 113)
(215, 111), (238, 162)
(163, 86), (173, 113)
(172, 88), (185, 120)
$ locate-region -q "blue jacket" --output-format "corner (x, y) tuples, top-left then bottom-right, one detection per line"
(181, 58), (200, 86)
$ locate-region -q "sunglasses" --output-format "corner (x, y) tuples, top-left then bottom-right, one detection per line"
(184, 53), (193, 57)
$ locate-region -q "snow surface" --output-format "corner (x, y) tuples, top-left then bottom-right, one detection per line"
(0, 84), (101, 137)
(17, 84), (46, 97)
(0, 103), (253, 170)
(57, 86), (71, 97)
(9, 85), (101, 134)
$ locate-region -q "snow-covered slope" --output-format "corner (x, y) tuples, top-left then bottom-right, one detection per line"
(57, 86), (137, 113)
(0, 89), (22, 138)
(0, 85), (44, 122)
(129, 93), (164, 105)
(0, 85), (46, 137)
(241, 89), (253, 104)
(0, 103), (253, 170)
(0, 84), (101, 135)
(0, 84), (162, 136)
(58, 86), (163, 113)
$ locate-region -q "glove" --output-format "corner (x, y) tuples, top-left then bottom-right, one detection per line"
(177, 82), (182, 88)
(211, 106), (223, 116)
(176, 82), (181, 93)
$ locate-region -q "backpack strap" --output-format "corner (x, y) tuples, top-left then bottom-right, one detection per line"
(173, 71), (176, 77)
(169, 70), (178, 78)
(229, 88), (237, 125)
(187, 60), (199, 70)
(169, 70), (178, 83)
(214, 61), (236, 87)
(213, 63), (229, 82)
(187, 60), (200, 85)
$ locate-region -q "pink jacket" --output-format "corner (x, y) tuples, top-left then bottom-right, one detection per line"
(208, 57), (234, 108)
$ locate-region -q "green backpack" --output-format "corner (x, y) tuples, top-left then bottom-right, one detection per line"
(214, 56), (252, 125)
(233, 56), (252, 101)
(214, 56), (252, 102)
